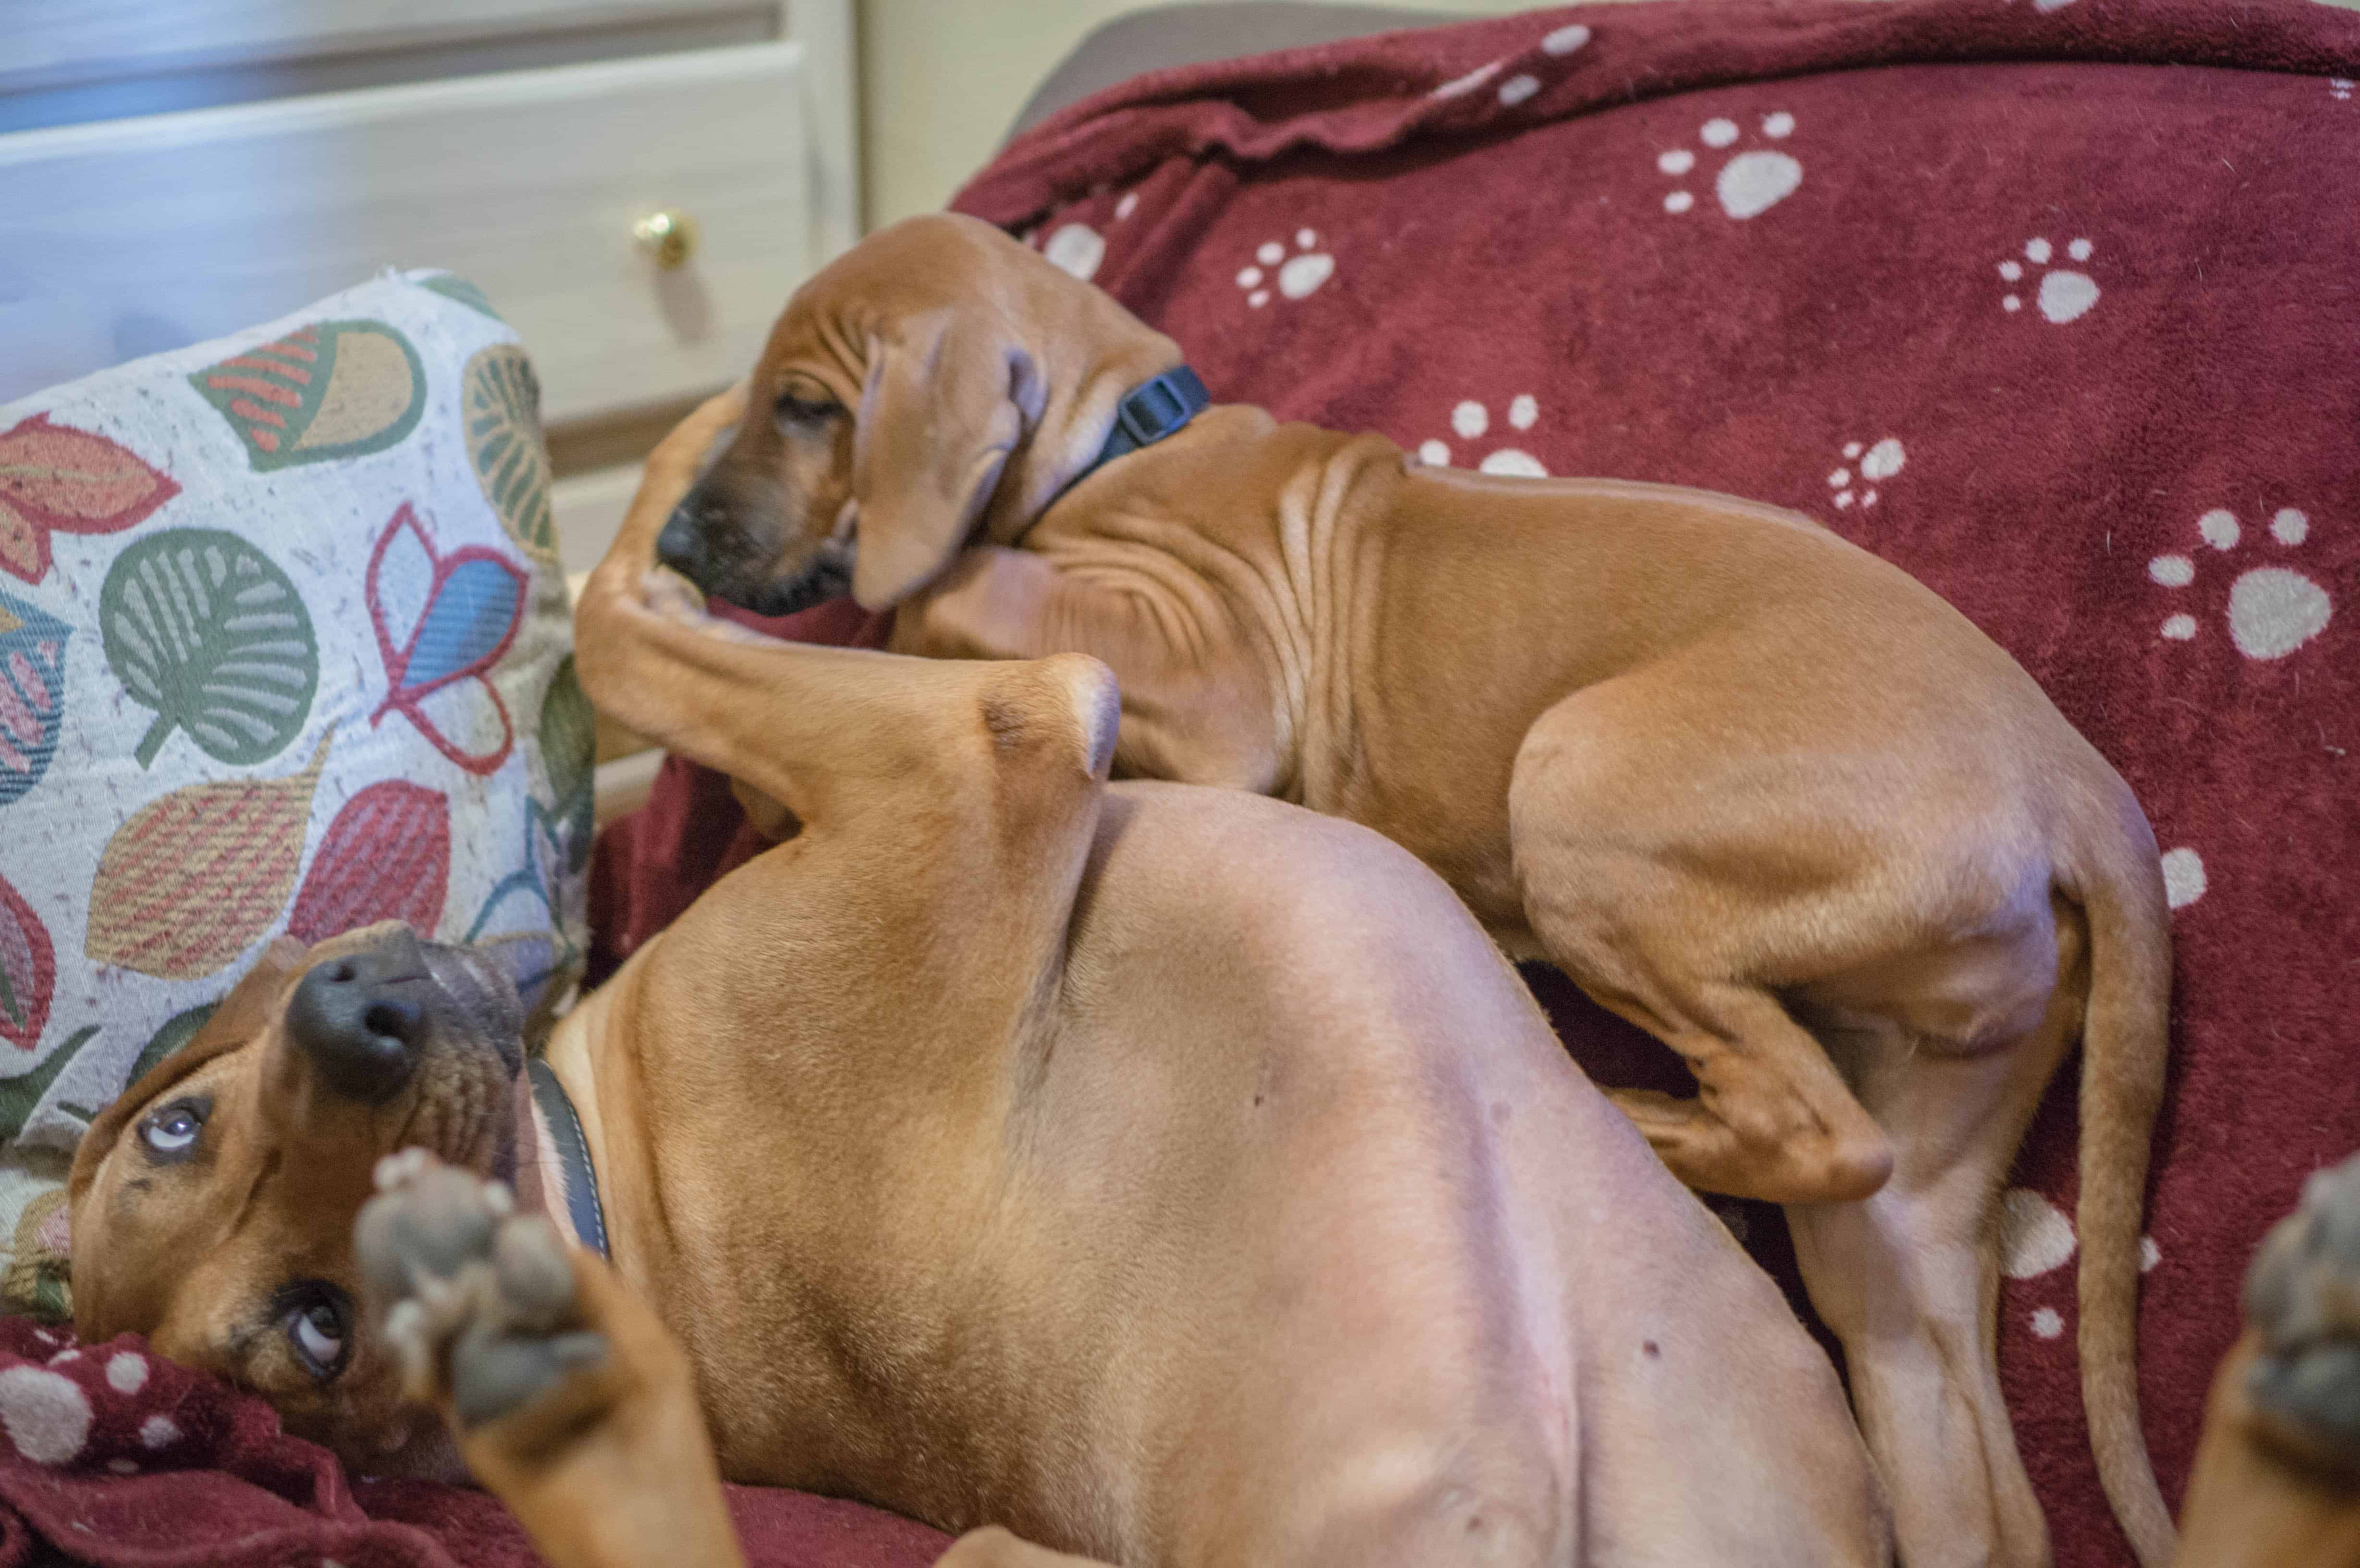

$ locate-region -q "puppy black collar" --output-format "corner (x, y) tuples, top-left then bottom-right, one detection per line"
(1069, 366), (1210, 491)
(527, 1058), (609, 1261)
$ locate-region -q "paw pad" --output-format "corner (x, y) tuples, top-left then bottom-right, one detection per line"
(356, 1151), (603, 1427)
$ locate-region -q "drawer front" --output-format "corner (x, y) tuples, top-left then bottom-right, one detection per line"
(0, 42), (812, 421)
(7, 1), (764, 90)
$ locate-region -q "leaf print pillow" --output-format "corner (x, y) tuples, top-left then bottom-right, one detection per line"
(0, 270), (590, 1320)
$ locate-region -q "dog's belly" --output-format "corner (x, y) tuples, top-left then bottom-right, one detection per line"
(613, 782), (1877, 1564)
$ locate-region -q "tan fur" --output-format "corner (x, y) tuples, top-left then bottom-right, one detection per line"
(2177, 1158), (2360, 1568)
(66, 390), (1891, 1568)
(670, 213), (2178, 1568)
(2176, 1335), (2360, 1568)
(67, 926), (515, 1477)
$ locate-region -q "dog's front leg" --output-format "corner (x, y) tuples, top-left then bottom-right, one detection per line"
(577, 393), (1122, 846)
(356, 1153), (745, 1568)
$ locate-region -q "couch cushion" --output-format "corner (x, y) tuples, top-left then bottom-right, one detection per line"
(0, 269), (589, 1318)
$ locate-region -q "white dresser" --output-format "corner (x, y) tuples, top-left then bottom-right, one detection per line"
(0, 0), (860, 806)
(0, 0), (856, 551)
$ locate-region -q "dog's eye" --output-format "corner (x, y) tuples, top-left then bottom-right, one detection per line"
(283, 1288), (352, 1381)
(774, 388), (842, 425)
(140, 1100), (206, 1159)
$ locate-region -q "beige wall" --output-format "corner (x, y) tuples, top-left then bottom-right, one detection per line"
(857, 0), (1512, 227)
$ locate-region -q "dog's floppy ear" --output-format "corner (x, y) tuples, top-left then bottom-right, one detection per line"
(849, 306), (1045, 610)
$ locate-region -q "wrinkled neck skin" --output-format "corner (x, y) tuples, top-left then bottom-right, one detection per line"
(1010, 410), (1402, 809)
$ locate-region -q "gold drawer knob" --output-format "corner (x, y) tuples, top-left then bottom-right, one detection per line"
(633, 209), (699, 270)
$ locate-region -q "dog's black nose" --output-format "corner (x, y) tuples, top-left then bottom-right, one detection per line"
(287, 930), (434, 1105)
(656, 499), (708, 582)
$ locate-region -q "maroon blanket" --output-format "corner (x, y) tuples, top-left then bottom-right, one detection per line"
(0, 1315), (946, 1567)
(596, 2), (2360, 1563)
(20, 3), (2356, 1567)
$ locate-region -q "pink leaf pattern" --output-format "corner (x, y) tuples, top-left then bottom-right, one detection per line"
(285, 781), (451, 943)
(367, 503), (526, 776)
(0, 871), (55, 1052)
(0, 414), (180, 586)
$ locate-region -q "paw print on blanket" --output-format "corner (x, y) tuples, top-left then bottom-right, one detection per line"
(1236, 230), (1335, 309)
(1826, 437), (1905, 511)
(1997, 236), (2099, 324)
(2146, 507), (2333, 661)
(2333, 77), (2353, 102)
(1042, 223), (1106, 282)
(1658, 112), (1801, 220)
(1997, 1187), (2163, 1342)
(1414, 396), (1547, 476)
(1429, 21), (1590, 106)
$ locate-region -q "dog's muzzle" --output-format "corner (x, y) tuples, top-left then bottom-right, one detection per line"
(656, 495), (722, 587)
(658, 490), (853, 619)
(286, 929), (523, 1105)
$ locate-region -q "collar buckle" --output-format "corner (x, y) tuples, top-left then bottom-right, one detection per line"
(1113, 367), (1209, 448)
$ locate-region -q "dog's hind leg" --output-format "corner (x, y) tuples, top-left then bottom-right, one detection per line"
(1506, 691), (1893, 1205)
(1779, 913), (2082, 1568)
(2177, 1156), (2360, 1568)
(356, 1152), (745, 1568)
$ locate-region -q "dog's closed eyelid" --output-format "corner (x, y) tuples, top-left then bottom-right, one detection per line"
(773, 382), (844, 425)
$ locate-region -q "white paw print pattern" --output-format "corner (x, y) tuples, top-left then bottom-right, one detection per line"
(1997, 236), (2099, 324)
(1237, 230), (1335, 309)
(2147, 507), (2333, 661)
(1998, 1187), (2161, 1341)
(1659, 112), (1801, 220)
(1429, 21), (1593, 106)
(2160, 846), (2206, 910)
(2333, 78), (2354, 102)
(1827, 436), (1906, 511)
(1416, 395), (1547, 476)
(1036, 191), (1147, 282)
(1042, 222), (1106, 281)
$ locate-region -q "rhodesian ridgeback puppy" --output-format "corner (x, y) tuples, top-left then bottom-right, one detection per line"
(2176, 1155), (2360, 1568)
(64, 389), (1891, 1568)
(656, 212), (2178, 1568)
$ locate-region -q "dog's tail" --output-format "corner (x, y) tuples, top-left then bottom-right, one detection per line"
(2061, 777), (2176, 1568)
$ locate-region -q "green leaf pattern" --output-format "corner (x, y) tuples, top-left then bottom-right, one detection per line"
(464, 345), (558, 564)
(101, 528), (320, 768)
(418, 274), (505, 322)
(539, 655), (596, 873)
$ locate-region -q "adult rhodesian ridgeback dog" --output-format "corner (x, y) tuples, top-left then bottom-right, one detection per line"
(2175, 1155), (2360, 1568)
(63, 389), (1891, 1568)
(655, 212), (2178, 1568)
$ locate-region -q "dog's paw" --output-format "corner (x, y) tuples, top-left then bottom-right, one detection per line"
(356, 1149), (608, 1429)
(2244, 1153), (2360, 1478)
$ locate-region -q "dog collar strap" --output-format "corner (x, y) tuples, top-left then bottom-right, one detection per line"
(527, 1058), (610, 1261)
(1080, 365), (1211, 479)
